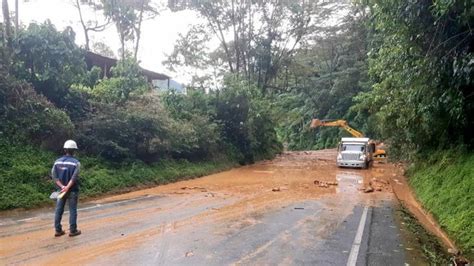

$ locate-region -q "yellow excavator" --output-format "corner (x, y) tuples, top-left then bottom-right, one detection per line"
(310, 119), (387, 160)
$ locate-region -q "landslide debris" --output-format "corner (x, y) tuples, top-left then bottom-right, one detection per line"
(313, 180), (338, 188)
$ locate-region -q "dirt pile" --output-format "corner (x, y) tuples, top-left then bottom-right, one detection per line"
(360, 177), (392, 193)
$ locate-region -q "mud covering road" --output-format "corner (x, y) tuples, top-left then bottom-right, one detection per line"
(0, 150), (427, 265)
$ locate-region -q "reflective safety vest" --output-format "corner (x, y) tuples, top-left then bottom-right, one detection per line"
(52, 156), (80, 192)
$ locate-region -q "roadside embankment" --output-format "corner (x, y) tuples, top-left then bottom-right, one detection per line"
(0, 142), (236, 210)
(402, 151), (473, 260)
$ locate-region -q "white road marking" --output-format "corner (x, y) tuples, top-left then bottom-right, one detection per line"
(347, 206), (369, 266)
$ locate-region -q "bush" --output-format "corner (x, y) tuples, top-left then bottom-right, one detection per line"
(0, 75), (73, 149)
(0, 141), (55, 209)
(76, 92), (175, 161)
(217, 76), (282, 163)
(91, 58), (148, 103)
(162, 90), (223, 160)
(0, 140), (236, 210)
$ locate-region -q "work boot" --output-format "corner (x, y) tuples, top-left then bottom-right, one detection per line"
(69, 230), (81, 237)
(55, 230), (66, 237)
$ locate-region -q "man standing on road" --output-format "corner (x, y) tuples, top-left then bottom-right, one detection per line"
(52, 140), (82, 237)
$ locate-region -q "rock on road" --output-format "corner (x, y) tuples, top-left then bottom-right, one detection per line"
(0, 150), (425, 265)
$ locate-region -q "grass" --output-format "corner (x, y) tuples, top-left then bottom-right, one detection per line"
(0, 141), (236, 210)
(407, 150), (474, 260)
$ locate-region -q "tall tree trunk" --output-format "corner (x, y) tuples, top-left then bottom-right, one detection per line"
(2, 0), (12, 45)
(75, 0), (90, 50)
(2, 0), (12, 69)
(247, 1), (253, 82)
(133, 0), (145, 61)
(14, 0), (18, 35)
(202, 7), (234, 73)
(231, 0), (240, 74)
(120, 33), (125, 61)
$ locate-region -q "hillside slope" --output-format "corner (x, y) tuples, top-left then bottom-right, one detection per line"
(408, 151), (474, 259)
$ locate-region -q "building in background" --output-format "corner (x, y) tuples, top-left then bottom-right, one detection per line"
(85, 51), (186, 94)
(152, 79), (186, 94)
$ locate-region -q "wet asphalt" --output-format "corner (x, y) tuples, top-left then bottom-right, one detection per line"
(86, 195), (408, 265)
(0, 151), (422, 265)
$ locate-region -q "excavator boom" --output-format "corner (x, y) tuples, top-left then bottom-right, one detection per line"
(310, 118), (387, 161)
(310, 119), (364, 138)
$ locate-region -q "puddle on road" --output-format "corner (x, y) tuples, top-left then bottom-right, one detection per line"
(335, 172), (363, 194)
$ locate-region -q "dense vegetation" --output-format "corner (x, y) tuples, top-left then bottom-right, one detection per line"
(359, 1), (473, 256)
(0, 139), (234, 210)
(0, 20), (281, 209)
(356, 0), (473, 159)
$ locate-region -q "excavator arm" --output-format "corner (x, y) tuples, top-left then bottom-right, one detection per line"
(310, 118), (387, 160)
(310, 119), (364, 138)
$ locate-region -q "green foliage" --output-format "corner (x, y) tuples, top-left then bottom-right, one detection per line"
(161, 77), (283, 164)
(92, 57), (148, 103)
(0, 74), (73, 149)
(83, 66), (102, 88)
(12, 21), (87, 108)
(274, 9), (372, 150)
(0, 141), (56, 209)
(355, 0), (473, 158)
(77, 92), (173, 161)
(3, 19), (282, 165)
(162, 90), (221, 159)
(217, 76), (282, 163)
(408, 150), (474, 258)
(0, 140), (235, 210)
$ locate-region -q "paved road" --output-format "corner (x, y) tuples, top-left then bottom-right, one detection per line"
(0, 150), (423, 265)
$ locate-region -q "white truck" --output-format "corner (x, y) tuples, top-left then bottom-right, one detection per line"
(336, 138), (375, 169)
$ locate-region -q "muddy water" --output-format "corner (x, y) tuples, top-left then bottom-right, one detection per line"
(0, 150), (421, 265)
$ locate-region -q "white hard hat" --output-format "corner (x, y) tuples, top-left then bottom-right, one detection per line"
(63, 140), (78, 149)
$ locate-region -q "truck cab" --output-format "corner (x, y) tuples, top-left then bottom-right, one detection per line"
(336, 138), (375, 169)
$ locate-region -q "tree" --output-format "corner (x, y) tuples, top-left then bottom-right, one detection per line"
(273, 7), (372, 150)
(2, 0), (12, 48)
(12, 21), (87, 110)
(167, 0), (342, 92)
(216, 76), (282, 163)
(72, 0), (110, 51)
(101, 0), (157, 61)
(354, 0), (473, 157)
(92, 41), (115, 58)
(14, 0), (18, 35)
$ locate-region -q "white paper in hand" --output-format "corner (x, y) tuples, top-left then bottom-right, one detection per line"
(49, 191), (60, 200)
(50, 191), (67, 200)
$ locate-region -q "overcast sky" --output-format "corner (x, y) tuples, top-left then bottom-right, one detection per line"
(2, 0), (202, 83)
(2, 0), (349, 84)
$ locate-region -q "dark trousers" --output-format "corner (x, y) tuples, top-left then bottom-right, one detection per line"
(54, 191), (78, 232)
